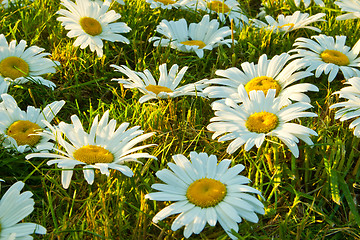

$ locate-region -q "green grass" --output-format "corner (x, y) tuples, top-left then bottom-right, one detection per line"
(1, 0), (360, 239)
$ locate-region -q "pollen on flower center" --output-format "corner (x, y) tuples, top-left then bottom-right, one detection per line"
(145, 84), (173, 95)
(186, 178), (227, 208)
(155, 0), (176, 4)
(207, 1), (230, 13)
(79, 17), (102, 36)
(73, 145), (114, 164)
(277, 23), (295, 31)
(6, 120), (42, 146)
(245, 76), (281, 96)
(246, 111), (279, 133)
(0, 56), (29, 79)
(180, 40), (206, 49)
(320, 49), (350, 66)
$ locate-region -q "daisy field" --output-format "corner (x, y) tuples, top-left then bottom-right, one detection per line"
(1, 0), (360, 239)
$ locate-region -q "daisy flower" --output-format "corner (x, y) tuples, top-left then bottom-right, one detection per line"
(57, 0), (131, 57)
(0, 34), (58, 90)
(290, 34), (360, 82)
(207, 86), (318, 157)
(203, 52), (317, 106)
(0, 93), (65, 153)
(111, 63), (208, 103)
(335, 0), (360, 20)
(251, 11), (325, 35)
(181, 0), (248, 28)
(145, 151), (264, 239)
(146, 0), (182, 9)
(0, 181), (46, 239)
(26, 110), (157, 189)
(330, 77), (360, 137)
(149, 15), (234, 58)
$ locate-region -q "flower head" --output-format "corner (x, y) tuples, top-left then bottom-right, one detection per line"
(0, 93), (65, 153)
(207, 86), (318, 157)
(111, 63), (208, 103)
(57, 0), (131, 57)
(149, 15), (234, 58)
(26, 110), (157, 189)
(146, 0), (182, 9)
(330, 77), (360, 137)
(204, 53), (317, 106)
(251, 11), (325, 35)
(145, 151), (264, 239)
(181, 0), (248, 28)
(0, 34), (58, 90)
(335, 0), (360, 20)
(0, 181), (46, 239)
(290, 34), (360, 82)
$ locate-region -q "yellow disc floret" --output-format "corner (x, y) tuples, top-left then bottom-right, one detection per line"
(145, 84), (173, 95)
(79, 17), (102, 36)
(155, 0), (176, 4)
(6, 120), (42, 146)
(245, 76), (281, 96)
(0, 56), (29, 79)
(180, 40), (206, 49)
(73, 145), (114, 164)
(207, 1), (230, 13)
(320, 49), (350, 66)
(246, 111), (279, 133)
(186, 178), (227, 208)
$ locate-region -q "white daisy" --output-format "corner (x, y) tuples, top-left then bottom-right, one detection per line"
(111, 63), (208, 103)
(181, 0), (248, 28)
(149, 15), (234, 58)
(290, 34), (360, 82)
(26, 110), (157, 189)
(57, 0), (131, 57)
(145, 151), (264, 239)
(0, 34), (58, 90)
(203, 53), (318, 106)
(251, 11), (325, 35)
(330, 77), (360, 137)
(146, 0), (182, 9)
(335, 0), (360, 20)
(293, 0), (324, 7)
(0, 181), (46, 239)
(0, 93), (65, 153)
(207, 86), (318, 158)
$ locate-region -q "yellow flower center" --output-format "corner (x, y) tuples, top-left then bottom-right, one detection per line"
(0, 56), (29, 79)
(155, 0), (176, 4)
(207, 0), (230, 13)
(246, 111), (279, 133)
(79, 17), (102, 36)
(186, 178), (227, 208)
(277, 23), (295, 31)
(145, 84), (173, 95)
(320, 49), (350, 66)
(73, 145), (114, 165)
(6, 120), (42, 146)
(245, 76), (281, 96)
(180, 40), (206, 49)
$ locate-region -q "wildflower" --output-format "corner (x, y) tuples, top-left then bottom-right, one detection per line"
(145, 151), (264, 239)
(57, 0), (131, 57)
(26, 110), (156, 189)
(0, 93), (65, 153)
(207, 86), (318, 157)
